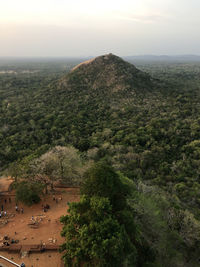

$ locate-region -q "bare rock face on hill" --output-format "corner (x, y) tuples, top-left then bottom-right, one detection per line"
(58, 53), (154, 93)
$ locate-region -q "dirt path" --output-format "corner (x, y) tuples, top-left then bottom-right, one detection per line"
(0, 187), (80, 267)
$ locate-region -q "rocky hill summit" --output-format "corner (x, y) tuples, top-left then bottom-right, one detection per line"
(58, 53), (155, 93)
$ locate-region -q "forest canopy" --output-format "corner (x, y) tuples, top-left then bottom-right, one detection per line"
(1, 56), (200, 266)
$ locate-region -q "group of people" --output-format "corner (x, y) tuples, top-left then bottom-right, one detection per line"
(53, 195), (62, 203)
(15, 205), (24, 214)
(42, 203), (50, 212)
(0, 210), (7, 218)
(0, 197), (12, 219)
(0, 197), (25, 218)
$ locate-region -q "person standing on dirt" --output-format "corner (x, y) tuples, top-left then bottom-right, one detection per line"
(21, 208), (24, 214)
(15, 205), (18, 212)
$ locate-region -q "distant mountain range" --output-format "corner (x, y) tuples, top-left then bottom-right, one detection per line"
(124, 55), (200, 62)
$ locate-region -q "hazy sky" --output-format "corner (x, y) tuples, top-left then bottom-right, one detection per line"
(0, 0), (200, 57)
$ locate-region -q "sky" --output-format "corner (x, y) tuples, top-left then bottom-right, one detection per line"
(0, 0), (200, 57)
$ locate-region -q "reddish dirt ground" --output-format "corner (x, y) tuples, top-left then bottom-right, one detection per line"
(0, 177), (13, 192)
(0, 179), (80, 267)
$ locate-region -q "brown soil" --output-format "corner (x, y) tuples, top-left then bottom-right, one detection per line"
(0, 177), (13, 192)
(0, 185), (80, 267)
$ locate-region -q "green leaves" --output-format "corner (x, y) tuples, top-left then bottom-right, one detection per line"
(15, 180), (44, 205)
(61, 195), (134, 267)
(81, 162), (130, 212)
(60, 163), (138, 266)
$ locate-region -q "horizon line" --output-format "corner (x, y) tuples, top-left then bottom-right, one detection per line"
(1, 54), (200, 59)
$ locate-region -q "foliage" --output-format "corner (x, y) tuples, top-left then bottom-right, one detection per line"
(15, 181), (44, 205)
(131, 181), (200, 267)
(60, 196), (136, 267)
(2, 58), (200, 264)
(29, 146), (84, 187)
(61, 163), (139, 267)
(81, 161), (131, 211)
(7, 146), (85, 196)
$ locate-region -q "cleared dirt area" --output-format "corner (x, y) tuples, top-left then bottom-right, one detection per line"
(0, 178), (80, 267)
(0, 177), (13, 192)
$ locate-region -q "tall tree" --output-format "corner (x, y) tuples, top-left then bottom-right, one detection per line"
(60, 162), (138, 267)
(60, 196), (135, 267)
(28, 146), (84, 191)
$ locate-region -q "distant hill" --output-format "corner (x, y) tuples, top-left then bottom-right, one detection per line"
(58, 53), (156, 94)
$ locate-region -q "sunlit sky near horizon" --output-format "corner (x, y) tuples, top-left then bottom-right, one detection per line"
(0, 0), (200, 57)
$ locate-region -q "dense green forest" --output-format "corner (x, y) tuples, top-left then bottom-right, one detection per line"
(1, 55), (200, 266)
